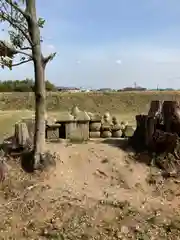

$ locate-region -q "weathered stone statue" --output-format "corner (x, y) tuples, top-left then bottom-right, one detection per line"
(101, 112), (112, 138)
(111, 116), (122, 137)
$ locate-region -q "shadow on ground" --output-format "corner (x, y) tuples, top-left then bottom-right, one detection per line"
(101, 138), (154, 167)
(0, 136), (35, 173)
(102, 136), (180, 177)
(101, 138), (131, 151)
(21, 151), (35, 173)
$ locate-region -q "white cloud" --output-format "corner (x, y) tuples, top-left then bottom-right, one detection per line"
(115, 59), (122, 65)
(46, 44), (55, 50)
(2, 40), (180, 89)
(42, 43), (56, 56)
(50, 42), (180, 89)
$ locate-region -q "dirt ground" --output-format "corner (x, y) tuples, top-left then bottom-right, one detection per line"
(0, 140), (180, 239)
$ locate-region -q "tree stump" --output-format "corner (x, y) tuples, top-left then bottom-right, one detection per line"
(152, 131), (180, 173)
(148, 100), (163, 117)
(151, 130), (178, 154)
(130, 114), (149, 151)
(130, 100), (180, 174)
(145, 116), (156, 150)
(148, 100), (164, 127)
(162, 101), (180, 135)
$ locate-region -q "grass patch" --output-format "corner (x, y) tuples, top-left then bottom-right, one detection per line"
(0, 111), (33, 141)
(1, 90), (178, 141)
(0, 110), (136, 143)
(0, 91), (180, 114)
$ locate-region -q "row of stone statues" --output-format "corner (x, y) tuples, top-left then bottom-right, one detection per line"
(70, 106), (134, 139)
(14, 106), (135, 148)
(90, 112), (134, 138)
(44, 105), (135, 139)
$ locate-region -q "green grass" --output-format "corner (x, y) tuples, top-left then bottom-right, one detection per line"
(0, 110), (136, 142)
(0, 110), (33, 141)
(0, 91), (180, 114)
(0, 90), (179, 141)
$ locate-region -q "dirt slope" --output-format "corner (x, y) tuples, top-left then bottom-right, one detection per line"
(0, 141), (180, 239)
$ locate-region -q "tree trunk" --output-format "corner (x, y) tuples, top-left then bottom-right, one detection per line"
(26, 0), (46, 168)
(33, 62), (46, 169)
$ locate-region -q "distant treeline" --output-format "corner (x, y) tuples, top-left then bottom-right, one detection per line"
(119, 87), (177, 92)
(0, 79), (57, 92)
(150, 88), (175, 91)
(0, 80), (178, 92)
(119, 87), (147, 91)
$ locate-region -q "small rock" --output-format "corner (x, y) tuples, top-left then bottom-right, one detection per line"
(121, 225), (129, 234)
(101, 158), (109, 164)
(124, 125), (135, 137)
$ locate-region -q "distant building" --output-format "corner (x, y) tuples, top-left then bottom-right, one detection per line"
(81, 89), (90, 92)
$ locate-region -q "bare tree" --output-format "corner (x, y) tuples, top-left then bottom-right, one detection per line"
(0, 0), (56, 168)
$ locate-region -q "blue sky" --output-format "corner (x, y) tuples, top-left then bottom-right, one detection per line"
(1, 0), (180, 89)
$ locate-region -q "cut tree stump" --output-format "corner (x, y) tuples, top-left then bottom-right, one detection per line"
(130, 100), (180, 174)
(162, 101), (180, 135)
(151, 130), (178, 154)
(145, 116), (156, 150)
(148, 100), (163, 118)
(130, 114), (149, 151)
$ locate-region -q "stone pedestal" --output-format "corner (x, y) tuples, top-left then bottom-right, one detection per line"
(57, 110), (90, 141)
(57, 120), (90, 141)
(89, 120), (101, 138)
(46, 124), (61, 140)
(68, 120), (89, 141)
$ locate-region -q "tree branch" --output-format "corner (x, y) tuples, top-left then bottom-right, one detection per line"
(11, 58), (32, 66)
(43, 52), (56, 66)
(5, 0), (30, 20)
(1, 13), (32, 45)
(20, 46), (32, 50)
(1, 1), (9, 15)
(14, 49), (32, 58)
(0, 40), (33, 59)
